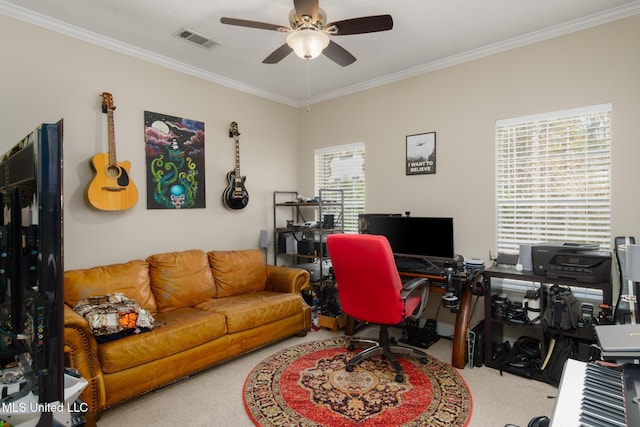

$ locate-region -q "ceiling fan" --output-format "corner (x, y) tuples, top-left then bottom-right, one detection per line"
(220, 0), (393, 67)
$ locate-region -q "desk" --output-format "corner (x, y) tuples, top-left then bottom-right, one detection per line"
(344, 271), (476, 369)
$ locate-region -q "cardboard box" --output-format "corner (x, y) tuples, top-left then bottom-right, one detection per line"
(317, 314), (346, 332)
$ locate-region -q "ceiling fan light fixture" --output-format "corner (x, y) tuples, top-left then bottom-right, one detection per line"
(286, 29), (329, 60)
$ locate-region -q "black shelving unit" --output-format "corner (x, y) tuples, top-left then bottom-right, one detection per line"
(273, 190), (345, 327)
(483, 265), (610, 383)
(272, 189), (344, 281)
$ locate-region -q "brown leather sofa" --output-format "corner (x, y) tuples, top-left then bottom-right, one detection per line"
(63, 249), (311, 415)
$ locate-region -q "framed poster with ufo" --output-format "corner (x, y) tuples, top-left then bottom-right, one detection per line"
(144, 111), (206, 209)
(406, 132), (436, 175)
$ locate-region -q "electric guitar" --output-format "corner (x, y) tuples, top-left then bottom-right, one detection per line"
(87, 92), (138, 211)
(222, 121), (249, 210)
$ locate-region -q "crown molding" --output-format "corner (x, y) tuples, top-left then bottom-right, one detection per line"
(306, 1), (640, 106)
(0, 1), (300, 107)
(2, 0), (639, 109)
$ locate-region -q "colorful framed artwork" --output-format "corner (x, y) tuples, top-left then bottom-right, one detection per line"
(144, 111), (205, 209)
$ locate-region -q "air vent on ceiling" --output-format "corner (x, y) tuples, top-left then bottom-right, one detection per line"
(175, 28), (220, 49)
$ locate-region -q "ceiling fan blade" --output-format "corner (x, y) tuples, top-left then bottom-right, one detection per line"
(322, 40), (356, 67)
(220, 17), (287, 32)
(293, 0), (319, 21)
(263, 43), (293, 64)
(328, 15), (394, 35)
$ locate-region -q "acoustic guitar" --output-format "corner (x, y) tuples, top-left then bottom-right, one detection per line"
(222, 121), (249, 210)
(87, 92), (138, 211)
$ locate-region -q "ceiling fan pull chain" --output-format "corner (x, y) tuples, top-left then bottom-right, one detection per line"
(306, 60), (312, 112)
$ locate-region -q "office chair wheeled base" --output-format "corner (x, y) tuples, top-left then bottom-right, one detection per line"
(346, 325), (428, 383)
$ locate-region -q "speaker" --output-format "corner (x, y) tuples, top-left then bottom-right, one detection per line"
(285, 234), (297, 254)
(322, 214), (334, 229)
(297, 239), (314, 256)
(519, 244), (533, 272)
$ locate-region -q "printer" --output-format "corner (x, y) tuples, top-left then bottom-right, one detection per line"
(531, 242), (611, 283)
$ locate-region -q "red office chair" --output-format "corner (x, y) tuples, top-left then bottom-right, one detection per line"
(327, 233), (430, 382)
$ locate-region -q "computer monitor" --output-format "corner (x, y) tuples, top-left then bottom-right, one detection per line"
(365, 215), (454, 259)
(358, 213), (402, 233)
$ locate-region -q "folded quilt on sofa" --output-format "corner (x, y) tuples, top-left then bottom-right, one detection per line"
(74, 292), (156, 342)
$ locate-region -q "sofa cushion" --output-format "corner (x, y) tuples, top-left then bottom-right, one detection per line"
(148, 249), (215, 312)
(196, 291), (303, 333)
(208, 250), (267, 297)
(64, 260), (157, 315)
(98, 307), (227, 374)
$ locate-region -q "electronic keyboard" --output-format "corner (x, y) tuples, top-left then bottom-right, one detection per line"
(551, 358), (640, 427)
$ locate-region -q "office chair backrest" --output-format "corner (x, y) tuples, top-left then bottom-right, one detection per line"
(327, 234), (406, 325)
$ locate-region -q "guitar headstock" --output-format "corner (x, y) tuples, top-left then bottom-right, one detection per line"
(229, 121), (240, 138)
(101, 92), (115, 113)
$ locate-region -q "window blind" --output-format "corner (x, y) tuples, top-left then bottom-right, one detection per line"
(314, 142), (365, 233)
(496, 103), (612, 254)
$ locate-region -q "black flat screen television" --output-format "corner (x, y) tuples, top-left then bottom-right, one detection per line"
(365, 216), (454, 259)
(0, 122), (64, 413)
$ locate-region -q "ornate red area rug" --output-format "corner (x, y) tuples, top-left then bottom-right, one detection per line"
(243, 336), (472, 427)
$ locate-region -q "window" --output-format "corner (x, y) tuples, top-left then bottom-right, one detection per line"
(496, 103), (612, 254)
(314, 142), (365, 233)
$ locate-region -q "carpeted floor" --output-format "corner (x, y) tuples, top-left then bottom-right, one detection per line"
(243, 336), (471, 426)
(97, 327), (557, 426)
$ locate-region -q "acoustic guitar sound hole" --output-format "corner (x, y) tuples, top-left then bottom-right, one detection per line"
(106, 165), (121, 179)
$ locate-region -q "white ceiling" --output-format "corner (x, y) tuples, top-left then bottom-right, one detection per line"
(2, 0), (640, 106)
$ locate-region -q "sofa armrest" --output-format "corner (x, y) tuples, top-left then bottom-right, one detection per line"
(64, 304), (105, 415)
(265, 265), (310, 294)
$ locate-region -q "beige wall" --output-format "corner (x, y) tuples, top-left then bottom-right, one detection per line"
(2, 13), (639, 272)
(0, 15), (300, 269)
(298, 14), (640, 263)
